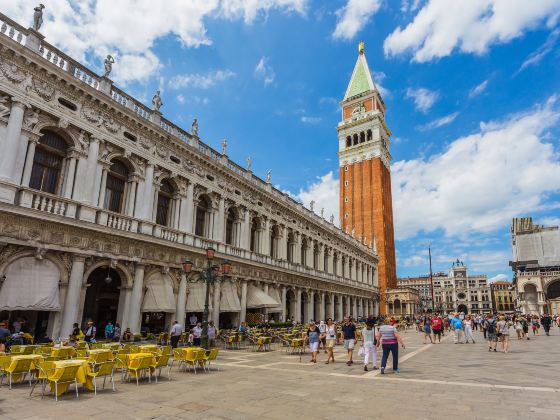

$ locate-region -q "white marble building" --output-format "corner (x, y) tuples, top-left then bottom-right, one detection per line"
(0, 13), (379, 338)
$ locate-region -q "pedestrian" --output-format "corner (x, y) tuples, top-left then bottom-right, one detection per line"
(451, 313), (464, 344)
(375, 318), (405, 374)
(361, 319), (378, 371)
(84, 321), (96, 343)
(531, 317), (539, 335)
(189, 314), (198, 327)
(540, 313), (552, 336)
(464, 315), (475, 344)
(306, 322), (320, 363)
(104, 321), (114, 339)
(484, 314), (498, 352)
(0, 321), (10, 353)
(324, 318), (337, 364)
(496, 315), (509, 353)
(113, 323), (121, 342)
(431, 313), (443, 343)
(341, 316), (356, 366)
(514, 319), (523, 339)
(422, 314), (433, 344)
(170, 320), (182, 348)
(318, 320), (327, 353)
(192, 322), (202, 346)
(207, 321), (217, 348)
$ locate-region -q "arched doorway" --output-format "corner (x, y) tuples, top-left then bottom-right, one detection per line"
(286, 289), (296, 322)
(301, 291), (309, 323)
(314, 293), (321, 321)
(394, 299), (401, 315)
(457, 304), (468, 314)
(546, 280), (560, 314)
(83, 267), (122, 336)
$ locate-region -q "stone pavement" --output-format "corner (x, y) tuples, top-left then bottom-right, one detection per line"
(1, 325), (559, 420)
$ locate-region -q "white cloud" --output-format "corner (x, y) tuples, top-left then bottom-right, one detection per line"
(489, 273), (510, 283)
(332, 0), (382, 40)
(406, 87), (439, 112)
(177, 94), (186, 104)
(296, 172), (340, 225)
(254, 57), (276, 86)
(469, 80), (489, 98)
(516, 28), (560, 75)
(168, 70), (236, 89)
(0, 0), (306, 84)
(418, 111), (459, 131)
(401, 0), (422, 13)
(384, 0), (560, 62)
(393, 96), (560, 240)
(301, 116), (321, 124)
(373, 71), (390, 98)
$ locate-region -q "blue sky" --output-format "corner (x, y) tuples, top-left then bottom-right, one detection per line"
(4, 0), (560, 281)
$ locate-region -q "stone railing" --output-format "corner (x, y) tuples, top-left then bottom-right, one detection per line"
(96, 209), (138, 232)
(18, 188), (78, 219)
(0, 15), (26, 46)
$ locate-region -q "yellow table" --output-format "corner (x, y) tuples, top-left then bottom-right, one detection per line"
(102, 343), (121, 351)
(126, 352), (156, 378)
(6, 354), (43, 382)
(51, 346), (76, 359)
(47, 359), (92, 396)
(139, 345), (160, 354)
(87, 349), (113, 362)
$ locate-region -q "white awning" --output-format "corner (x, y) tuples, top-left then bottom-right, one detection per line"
(0, 257), (60, 311)
(220, 281), (241, 312)
(142, 273), (176, 313)
(267, 287), (283, 313)
(186, 282), (207, 312)
(247, 285), (281, 309)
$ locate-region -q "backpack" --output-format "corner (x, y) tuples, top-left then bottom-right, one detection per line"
(486, 320), (496, 334)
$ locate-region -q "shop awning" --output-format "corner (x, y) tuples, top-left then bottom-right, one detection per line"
(142, 274), (176, 313)
(220, 281), (241, 312)
(246, 285), (281, 309)
(0, 257), (60, 311)
(186, 282), (207, 312)
(267, 287), (283, 313)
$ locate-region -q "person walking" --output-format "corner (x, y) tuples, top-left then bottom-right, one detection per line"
(484, 314), (498, 352)
(514, 319), (524, 340)
(541, 313), (552, 336)
(375, 318), (405, 374)
(170, 320), (182, 348)
(464, 315), (475, 344)
(306, 322), (321, 363)
(318, 320), (327, 353)
(431, 313), (443, 343)
(361, 320), (378, 371)
(192, 322), (202, 346)
(324, 318), (337, 364)
(207, 321), (217, 348)
(496, 315), (510, 353)
(451, 313), (464, 344)
(422, 314), (433, 344)
(531, 317), (539, 335)
(342, 317), (356, 366)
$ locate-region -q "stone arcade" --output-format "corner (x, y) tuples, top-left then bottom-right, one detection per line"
(0, 12), (379, 339)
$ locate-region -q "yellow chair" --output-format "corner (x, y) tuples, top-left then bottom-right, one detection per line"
(127, 356), (153, 386)
(45, 364), (80, 401)
(123, 344), (139, 353)
(87, 361), (116, 395)
(151, 353), (171, 382)
(9, 345), (22, 354)
(0, 354), (12, 383)
(160, 345), (172, 356)
(4, 358), (33, 389)
(29, 359), (55, 397)
(76, 349), (87, 358)
(203, 348), (219, 371)
(89, 343), (103, 350)
(184, 348), (201, 374)
(76, 341), (88, 349)
(172, 348), (187, 371)
(40, 346), (53, 356)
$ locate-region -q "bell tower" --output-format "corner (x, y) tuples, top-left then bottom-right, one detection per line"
(338, 42), (397, 313)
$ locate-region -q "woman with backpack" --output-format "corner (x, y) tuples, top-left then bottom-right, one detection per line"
(484, 314), (498, 352)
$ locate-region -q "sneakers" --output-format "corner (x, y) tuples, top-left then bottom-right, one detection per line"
(373, 366), (378, 370)
(380, 367), (385, 374)
(364, 366), (368, 372)
(346, 360), (354, 366)
(394, 368), (400, 374)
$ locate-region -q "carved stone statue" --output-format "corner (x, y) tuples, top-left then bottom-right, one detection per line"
(266, 170), (272, 183)
(191, 118), (199, 137)
(320, 208), (324, 218)
(23, 109), (40, 130)
(246, 156), (252, 171)
(152, 90), (163, 112)
(221, 138), (228, 155)
(309, 200), (315, 211)
(33, 4), (45, 31)
(329, 214), (334, 224)
(103, 55), (115, 78)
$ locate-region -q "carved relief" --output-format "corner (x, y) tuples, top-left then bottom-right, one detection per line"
(32, 78), (55, 101)
(0, 95), (10, 120)
(23, 108), (40, 130)
(0, 61), (26, 83)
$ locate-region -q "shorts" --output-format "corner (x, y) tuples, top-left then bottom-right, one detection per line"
(432, 329), (442, 336)
(487, 333), (497, 342)
(344, 339), (355, 350)
(309, 341), (319, 352)
(423, 326), (431, 334)
(326, 339), (336, 349)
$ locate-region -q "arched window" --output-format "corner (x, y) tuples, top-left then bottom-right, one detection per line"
(359, 132), (365, 143)
(301, 238), (308, 266)
(225, 208), (235, 245)
(156, 179), (174, 226)
(333, 252), (338, 275)
(313, 243), (319, 269)
(250, 217), (260, 252)
(29, 131), (68, 194)
(352, 134), (358, 146)
(287, 232), (295, 263)
(104, 160), (129, 213)
(195, 195), (210, 237)
(270, 225), (279, 258)
(346, 136), (351, 147)
(367, 129), (372, 141)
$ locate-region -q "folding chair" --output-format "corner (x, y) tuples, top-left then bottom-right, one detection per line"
(87, 360), (116, 395)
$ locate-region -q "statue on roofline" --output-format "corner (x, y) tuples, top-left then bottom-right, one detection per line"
(33, 4), (45, 31)
(103, 55), (115, 78)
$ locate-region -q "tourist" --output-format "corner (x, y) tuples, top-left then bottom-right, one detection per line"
(431, 313), (443, 343)
(12, 318), (21, 333)
(375, 318), (405, 374)
(84, 321), (96, 343)
(464, 315), (475, 344)
(361, 319), (378, 371)
(519, 316), (529, 340)
(105, 321), (114, 339)
(113, 323), (121, 342)
(540, 313), (552, 336)
(0, 322), (10, 353)
(306, 322), (320, 363)
(324, 318), (336, 364)
(342, 317), (356, 366)
(514, 319), (524, 339)
(122, 328), (133, 341)
(422, 314), (433, 344)
(451, 313), (464, 344)
(207, 321), (217, 348)
(170, 320), (182, 348)
(318, 320), (327, 353)
(192, 322), (203, 346)
(496, 315), (509, 353)
(484, 314), (498, 352)
(531, 317), (539, 335)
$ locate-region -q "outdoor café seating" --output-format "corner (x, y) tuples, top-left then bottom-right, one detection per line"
(87, 360), (116, 395)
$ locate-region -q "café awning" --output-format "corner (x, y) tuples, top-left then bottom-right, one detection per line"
(142, 273), (175, 313)
(186, 282), (206, 312)
(246, 285), (281, 309)
(267, 287), (283, 313)
(220, 282), (241, 312)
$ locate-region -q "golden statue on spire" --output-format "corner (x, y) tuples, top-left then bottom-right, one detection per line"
(359, 41), (365, 54)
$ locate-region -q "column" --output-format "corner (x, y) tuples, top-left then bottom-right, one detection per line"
(353, 297), (358, 319)
(215, 196), (225, 241)
(91, 158), (104, 205)
(329, 293), (335, 320)
(172, 194), (181, 229)
(327, 249), (333, 274)
(72, 157), (88, 200)
(63, 155), (78, 199)
(212, 281), (221, 325)
(59, 255), (86, 338)
(306, 291), (314, 323)
(263, 283), (269, 320)
(126, 177), (138, 217)
(181, 182), (195, 233)
(176, 273), (187, 327)
(281, 286), (287, 322)
(243, 209), (251, 250)
(296, 289), (302, 323)
(151, 186), (159, 221)
(20, 137), (38, 187)
(240, 280), (248, 323)
(127, 264), (145, 333)
(319, 292), (325, 321)
(84, 137), (100, 204)
(336, 294), (343, 321)
(0, 100), (26, 181)
(141, 163), (155, 219)
(261, 218), (270, 255)
(318, 244), (325, 272)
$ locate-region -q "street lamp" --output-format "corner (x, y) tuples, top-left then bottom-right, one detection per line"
(182, 247), (232, 349)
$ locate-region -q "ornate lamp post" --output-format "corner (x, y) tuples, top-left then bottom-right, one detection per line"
(182, 247), (231, 349)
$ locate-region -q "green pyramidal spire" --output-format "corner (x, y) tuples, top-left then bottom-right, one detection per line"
(343, 42), (377, 101)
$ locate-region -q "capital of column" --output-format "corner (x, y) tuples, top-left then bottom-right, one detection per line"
(10, 97), (29, 109)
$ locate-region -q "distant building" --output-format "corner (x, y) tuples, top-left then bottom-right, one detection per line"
(510, 217), (560, 315)
(385, 287), (420, 316)
(397, 275), (442, 311)
(490, 281), (515, 313)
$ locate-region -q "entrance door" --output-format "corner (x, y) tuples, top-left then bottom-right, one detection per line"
(83, 267), (121, 335)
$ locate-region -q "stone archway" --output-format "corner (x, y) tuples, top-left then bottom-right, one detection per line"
(546, 280), (560, 314)
(286, 289), (296, 322)
(83, 266), (122, 335)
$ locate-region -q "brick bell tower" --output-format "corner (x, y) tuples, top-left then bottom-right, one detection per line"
(338, 42), (397, 314)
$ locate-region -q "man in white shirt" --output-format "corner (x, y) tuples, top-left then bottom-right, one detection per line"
(192, 322), (203, 346)
(170, 320), (182, 348)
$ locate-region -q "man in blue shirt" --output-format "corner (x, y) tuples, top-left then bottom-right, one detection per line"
(451, 313), (464, 344)
(342, 317), (357, 366)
